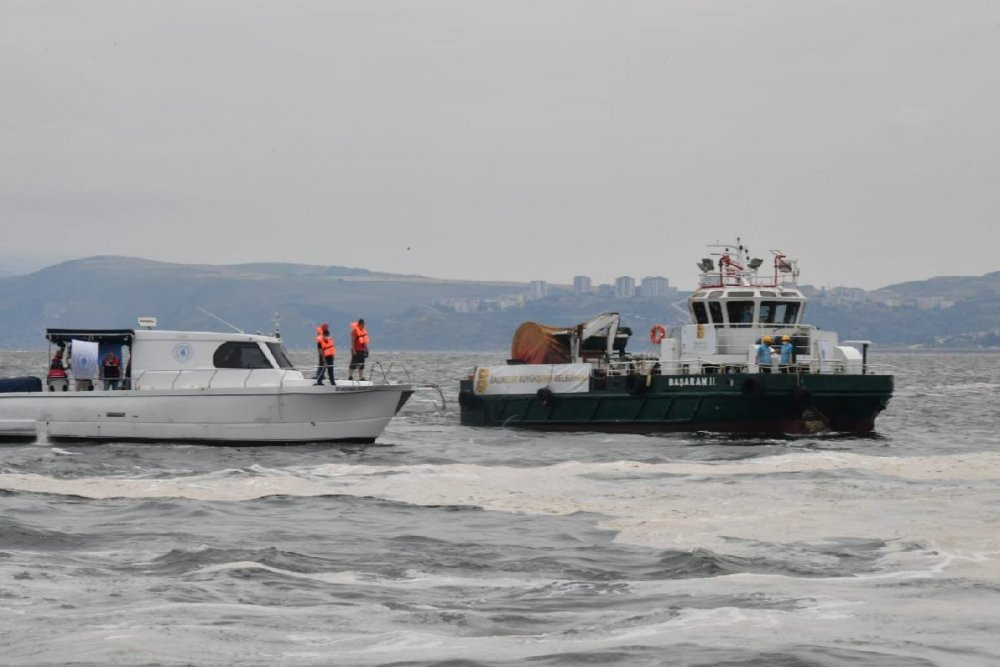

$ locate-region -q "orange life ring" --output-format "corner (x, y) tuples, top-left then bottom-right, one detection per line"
(650, 324), (667, 344)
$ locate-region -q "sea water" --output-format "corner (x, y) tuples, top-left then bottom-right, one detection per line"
(1, 351), (998, 666)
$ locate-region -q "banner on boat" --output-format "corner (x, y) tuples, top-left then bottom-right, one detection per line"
(69, 339), (99, 380)
(472, 363), (592, 395)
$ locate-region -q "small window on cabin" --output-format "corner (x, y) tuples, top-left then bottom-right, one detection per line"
(728, 291), (754, 297)
(709, 301), (724, 324)
(726, 301), (755, 325)
(781, 291), (799, 297)
(213, 342), (273, 369)
(708, 291), (723, 298)
(759, 301), (777, 323)
(782, 302), (801, 324)
(692, 302), (709, 324)
(266, 343), (295, 369)
(760, 290), (776, 297)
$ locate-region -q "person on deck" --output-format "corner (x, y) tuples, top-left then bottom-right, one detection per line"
(102, 351), (122, 390)
(314, 323), (336, 386)
(779, 335), (795, 373)
(47, 349), (69, 391)
(348, 318), (370, 381)
(756, 335), (774, 374)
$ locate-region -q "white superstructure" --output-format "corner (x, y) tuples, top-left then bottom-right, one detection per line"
(659, 238), (865, 375)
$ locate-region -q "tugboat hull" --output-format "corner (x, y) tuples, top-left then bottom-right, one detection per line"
(459, 373), (893, 434)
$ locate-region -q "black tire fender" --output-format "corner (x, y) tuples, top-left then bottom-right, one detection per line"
(536, 386), (555, 407)
(741, 376), (765, 398)
(458, 389), (480, 409)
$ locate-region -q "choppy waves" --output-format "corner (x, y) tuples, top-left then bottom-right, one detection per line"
(3, 352), (1000, 665)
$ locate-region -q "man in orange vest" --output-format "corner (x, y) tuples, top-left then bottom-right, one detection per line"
(314, 323), (336, 385)
(348, 318), (370, 381)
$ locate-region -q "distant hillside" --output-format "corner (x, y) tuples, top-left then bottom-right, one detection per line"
(1, 256), (999, 350)
(0, 256), (525, 349)
(874, 271), (1000, 300)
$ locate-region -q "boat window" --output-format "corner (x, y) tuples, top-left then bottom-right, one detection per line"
(708, 291), (723, 298)
(726, 301), (755, 326)
(708, 301), (724, 324)
(213, 342), (273, 369)
(266, 343), (295, 369)
(759, 301), (777, 323)
(760, 290), (776, 297)
(779, 302), (801, 324)
(691, 302), (709, 324)
(781, 291), (799, 297)
(727, 291), (754, 297)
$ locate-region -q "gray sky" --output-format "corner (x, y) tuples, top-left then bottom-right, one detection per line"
(3, 1), (999, 290)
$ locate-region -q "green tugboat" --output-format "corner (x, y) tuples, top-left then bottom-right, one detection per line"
(459, 240), (893, 433)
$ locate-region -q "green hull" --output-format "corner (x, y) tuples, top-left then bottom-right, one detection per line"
(459, 373), (893, 434)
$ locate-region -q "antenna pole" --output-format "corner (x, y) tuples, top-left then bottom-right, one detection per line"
(196, 306), (245, 334)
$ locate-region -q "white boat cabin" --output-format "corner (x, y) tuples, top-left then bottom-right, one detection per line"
(44, 321), (310, 392)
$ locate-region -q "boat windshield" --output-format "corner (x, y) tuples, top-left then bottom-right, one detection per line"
(708, 301), (724, 325)
(692, 302), (709, 324)
(266, 342), (295, 369)
(726, 301), (755, 326)
(213, 342), (273, 369)
(760, 301), (800, 324)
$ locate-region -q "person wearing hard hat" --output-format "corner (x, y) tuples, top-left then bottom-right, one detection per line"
(756, 335), (774, 373)
(780, 335), (795, 373)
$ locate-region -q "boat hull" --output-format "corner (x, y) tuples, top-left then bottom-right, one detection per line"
(458, 373), (892, 434)
(0, 385), (413, 444)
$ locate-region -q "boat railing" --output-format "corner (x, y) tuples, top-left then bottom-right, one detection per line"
(601, 356), (890, 377)
(663, 357), (891, 376)
(131, 368), (309, 390)
(368, 360), (411, 385)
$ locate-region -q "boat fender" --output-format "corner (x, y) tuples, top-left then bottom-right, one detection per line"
(536, 386), (554, 407)
(741, 376), (765, 398)
(650, 324), (667, 344)
(626, 373), (648, 396)
(792, 385), (813, 410)
(458, 389), (480, 409)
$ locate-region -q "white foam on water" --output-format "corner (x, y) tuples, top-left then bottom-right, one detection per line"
(189, 561), (541, 590)
(3, 451), (1000, 563)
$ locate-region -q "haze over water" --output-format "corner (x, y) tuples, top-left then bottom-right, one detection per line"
(1, 350), (999, 665)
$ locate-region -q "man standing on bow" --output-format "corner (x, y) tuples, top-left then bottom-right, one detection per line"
(348, 318), (370, 381)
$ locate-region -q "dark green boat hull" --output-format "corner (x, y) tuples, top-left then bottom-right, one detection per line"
(459, 373), (893, 434)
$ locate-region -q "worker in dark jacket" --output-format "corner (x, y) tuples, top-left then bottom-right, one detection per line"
(102, 351), (122, 390)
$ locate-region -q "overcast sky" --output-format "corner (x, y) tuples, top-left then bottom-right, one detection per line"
(3, 1), (999, 289)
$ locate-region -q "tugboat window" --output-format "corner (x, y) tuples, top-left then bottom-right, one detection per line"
(726, 301), (755, 326)
(266, 343), (295, 369)
(692, 302), (709, 324)
(708, 301), (724, 325)
(781, 302), (801, 324)
(759, 301), (777, 323)
(213, 342), (273, 369)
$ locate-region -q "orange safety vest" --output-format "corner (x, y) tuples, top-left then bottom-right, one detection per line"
(350, 322), (370, 352)
(318, 334), (336, 358)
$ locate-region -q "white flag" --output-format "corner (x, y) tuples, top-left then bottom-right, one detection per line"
(70, 339), (99, 380)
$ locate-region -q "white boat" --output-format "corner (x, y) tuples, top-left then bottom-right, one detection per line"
(0, 319), (414, 444)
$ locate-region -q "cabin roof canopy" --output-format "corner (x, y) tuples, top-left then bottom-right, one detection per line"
(45, 328), (135, 345)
